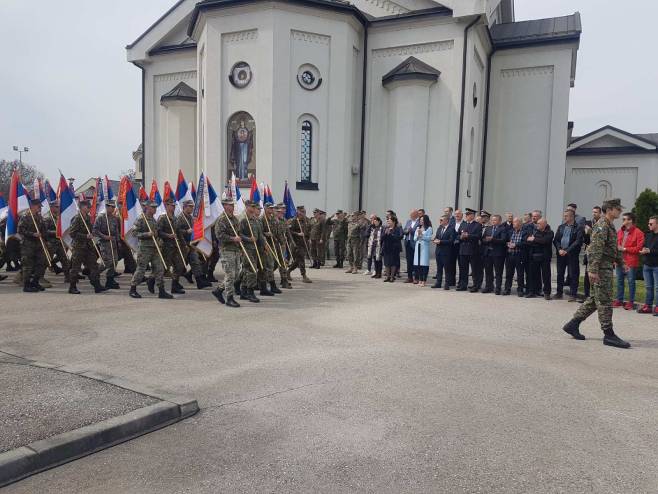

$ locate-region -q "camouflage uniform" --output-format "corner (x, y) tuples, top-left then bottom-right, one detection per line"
(328, 214), (348, 267)
(573, 216), (623, 332)
(239, 214), (263, 291)
(69, 213), (101, 286)
(43, 213), (70, 281)
(158, 212), (185, 283)
(131, 214), (164, 288)
(175, 212), (204, 279)
(93, 212), (120, 281)
(214, 212), (243, 298)
(17, 210), (47, 288)
(272, 213), (292, 287)
(288, 215), (310, 278)
(309, 214), (326, 267)
(346, 215), (366, 271)
(261, 213), (278, 284)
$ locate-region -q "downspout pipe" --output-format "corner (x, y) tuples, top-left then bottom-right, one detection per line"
(454, 15), (481, 209)
(478, 35), (494, 210)
(131, 61), (146, 185)
(358, 26), (368, 210)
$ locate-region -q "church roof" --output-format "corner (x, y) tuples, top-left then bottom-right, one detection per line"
(490, 12), (581, 49)
(568, 125), (658, 155)
(382, 56), (440, 87)
(160, 82), (197, 103)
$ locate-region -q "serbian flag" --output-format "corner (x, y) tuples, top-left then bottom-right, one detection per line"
(34, 179), (49, 218)
(89, 178), (100, 225)
(0, 193), (7, 222)
(230, 172), (246, 215)
(138, 185), (148, 203)
(192, 174), (223, 256)
(190, 181), (197, 202)
(149, 179), (165, 219)
(163, 181), (175, 203)
(56, 174), (76, 247)
(264, 184), (274, 205)
(119, 176), (143, 251)
(175, 170), (192, 215)
(44, 179), (57, 203)
(249, 176), (261, 203)
(283, 180), (296, 219)
(5, 170), (29, 241)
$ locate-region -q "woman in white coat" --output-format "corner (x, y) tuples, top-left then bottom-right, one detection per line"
(413, 214), (433, 287)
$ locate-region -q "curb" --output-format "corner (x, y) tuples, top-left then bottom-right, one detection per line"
(0, 351), (199, 488)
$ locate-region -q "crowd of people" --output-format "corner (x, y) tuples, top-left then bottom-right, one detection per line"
(1, 191), (657, 345)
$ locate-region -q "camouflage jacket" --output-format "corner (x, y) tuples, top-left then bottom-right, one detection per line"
(239, 215), (265, 252)
(157, 214), (179, 247)
(175, 213), (194, 245)
(288, 216), (310, 247)
(133, 215), (159, 250)
(93, 213), (120, 241)
(347, 218), (365, 239)
(43, 214), (60, 247)
(214, 213), (242, 253)
(69, 213), (94, 250)
(309, 217), (326, 241)
(328, 217), (348, 241)
(17, 210), (45, 243)
(587, 217), (624, 274)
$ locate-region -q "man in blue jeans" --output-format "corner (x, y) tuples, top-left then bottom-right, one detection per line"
(638, 216), (658, 315)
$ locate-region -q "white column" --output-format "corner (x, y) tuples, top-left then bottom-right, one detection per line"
(162, 100), (197, 181)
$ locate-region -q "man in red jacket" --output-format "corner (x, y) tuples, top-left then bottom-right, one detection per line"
(613, 212), (644, 310)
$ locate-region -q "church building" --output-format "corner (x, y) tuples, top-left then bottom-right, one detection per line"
(127, 0), (583, 222)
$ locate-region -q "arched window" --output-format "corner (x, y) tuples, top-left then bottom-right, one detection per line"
(300, 120), (312, 183)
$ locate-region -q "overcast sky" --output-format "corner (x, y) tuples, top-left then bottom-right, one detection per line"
(0, 0), (656, 181)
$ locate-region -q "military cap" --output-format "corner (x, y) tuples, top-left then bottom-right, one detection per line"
(164, 197), (175, 206)
(254, 203), (263, 209)
(335, 209), (344, 215)
(480, 210), (491, 217)
(360, 210), (367, 215)
(29, 198), (41, 206)
(296, 205), (305, 211)
(274, 202), (285, 210)
(242, 199), (253, 207)
(602, 198), (624, 210)
(220, 191), (234, 205)
(49, 199), (60, 207)
(318, 209), (326, 215)
(144, 200), (158, 208)
(264, 202), (274, 208)
(313, 208), (320, 214)
(182, 199), (195, 207)
(79, 199), (91, 207)
(106, 200), (116, 208)
(465, 208), (476, 215)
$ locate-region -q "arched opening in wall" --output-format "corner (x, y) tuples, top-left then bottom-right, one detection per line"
(296, 114), (319, 190)
(596, 180), (613, 203)
(227, 111), (255, 187)
(467, 127), (475, 198)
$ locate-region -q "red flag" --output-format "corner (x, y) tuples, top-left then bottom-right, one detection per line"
(90, 178), (99, 224)
(139, 185), (148, 202)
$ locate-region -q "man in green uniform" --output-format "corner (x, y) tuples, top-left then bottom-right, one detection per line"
(327, 210), (347, 268)
(563, 198), (630, 348)
(211, 193), (243, 307)
(238, 200), (263, 302)
(309, 208), (326, 269)
(175, 200), (212, 289)
(288, 205), (312, 283)
(273, 203), (293, 288)
(346, 211), (365, 274)
(261, 202), (283, 294)
(158, 198), (187, 294)
(69, 200), (105, 294)
(93, 200), (121, 289)
(252, 203), (274, 297)
(129, 201), (173, 299)
(43, 200), (70, 283)
(17, 198), (47, 292)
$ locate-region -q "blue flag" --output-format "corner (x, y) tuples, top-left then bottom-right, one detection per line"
(283, 181), (296, 219)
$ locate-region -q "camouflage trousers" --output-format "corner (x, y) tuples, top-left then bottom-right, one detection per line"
(70, 246), (100, 283)
(98, 239), (119, 277)
(347, 237), (363, 268)
(288, 245), (307, 276)
(333, 239), (346, 263)
(47, 241), (70, 279)
(163, 243), (185, 281)
(262, 244), (276, 283)
(240, 248), (258, 289)
(219, 249), (241, 297)
(187, 248), (204, 278)
(21, 240), (46, 283)
(310, 240), (325, 264)
(131, 246), (164, 287)
(573, 268), (613, 332)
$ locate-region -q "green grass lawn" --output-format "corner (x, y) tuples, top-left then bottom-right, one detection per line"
(580, 276), (647, 303)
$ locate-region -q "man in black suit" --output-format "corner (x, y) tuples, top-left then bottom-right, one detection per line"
(402, 209), (420, 282)
(481, 214), (509, 294)
(526, 218), (554, 300)
(553, 209), (584, 302)
(456, 208), (483, 292)
(449, 209), (464, 287)
(431, 214), (457, 290)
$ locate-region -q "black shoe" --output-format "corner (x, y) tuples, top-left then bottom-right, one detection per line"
(106, 277), (120, 290)
(196, 276), (212, 289)
(469, 288), (480, 293)
(0, 274), (7, 282)
(456, 287), (467, 291)
(260, 282), (274, 296)
(68, 284), (80, 294)
(172, 280), (186, 294)
(212, 287), (225, 304)
(444, 285), (450, 291)
(603, 331), (631, 349)
(158, 286), (173, 299)
(502, 290), (511, 296)
(33, 278), (46, 291)
(53, 265), (63, 275)
(23, 281), (39, 293)
(147, 277), (155, 294)
(431, 283), (441, 289)
(333, 264), (340, 268)
(207, 273), (218, 282)
(544, 294), (551, 301)
(562, 319), (585, 340)
(129, 286), (141, 299)
(226, 295), (240, 308)
(270, 281), (282, 294)
(495, 290), (501, 295)
(481, 288), (493, 294)
(93, 281), (108, 293)
(517, 290), (525, 297)
(525, 293), (537, 299)
(553, 293), (563, 300)
(243, 289), (259, 303)
(183, 271), (194, 284)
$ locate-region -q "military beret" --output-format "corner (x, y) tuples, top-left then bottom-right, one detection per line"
(465, 208), (476, 214)
(602, 198), (624, 210)
(182, 200), (194, 206)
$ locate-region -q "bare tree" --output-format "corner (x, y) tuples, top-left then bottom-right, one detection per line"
(0, 160), (45, 197)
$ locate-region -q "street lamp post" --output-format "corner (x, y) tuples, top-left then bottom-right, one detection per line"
(12, 145), (29, 168)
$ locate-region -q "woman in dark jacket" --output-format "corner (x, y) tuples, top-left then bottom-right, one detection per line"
(382, 215), (403, 282)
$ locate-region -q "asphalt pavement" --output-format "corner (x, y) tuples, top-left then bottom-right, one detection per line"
(0, 266), (657, 493)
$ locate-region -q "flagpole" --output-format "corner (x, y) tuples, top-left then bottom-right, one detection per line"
(105, 213), (116, 269)
(222, 212), (256, 273)
(141, 213), (168, 269)
(28, 209), (52, 268)
(78, 212), (105, 268)
(164, 213), (187, 266)
(245, 215), (264, 270)
(262, 212), (283, 268)
(295, 217), (312, 259)
(277, 241), (289, 270)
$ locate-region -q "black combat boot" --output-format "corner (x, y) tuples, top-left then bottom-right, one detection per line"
(226, 295), (240, 308)
(260, 281), (274, 296)
(234, 281), (242, 297)
(34, 277), (46, 291)
(212, 287), (225, 304)
(93, 279), (108, 293)
(69, 282), (80, 294)
(23, 278), (39, 293)
(53, 265), (63, 275)
(196, 275), (212, 289)
(129, 285), (141, 298)
(207, 270), (218, 282)
(172, 280), (185, 294)
(269, 281), (282, 294)
(247, 289), (260, 303)
(158, 285), (173, 299)
(106, 275), (120, 290)
(182, 271), (194, 284)
(146, 277), (155, 294)
(603, 329), (631, 349)
(562, 319), (586, 340)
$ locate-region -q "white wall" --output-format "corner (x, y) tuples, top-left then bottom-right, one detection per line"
(484, 43), (575, 225)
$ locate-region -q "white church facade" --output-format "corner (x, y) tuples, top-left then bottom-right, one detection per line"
(127, 0), (585, 222)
